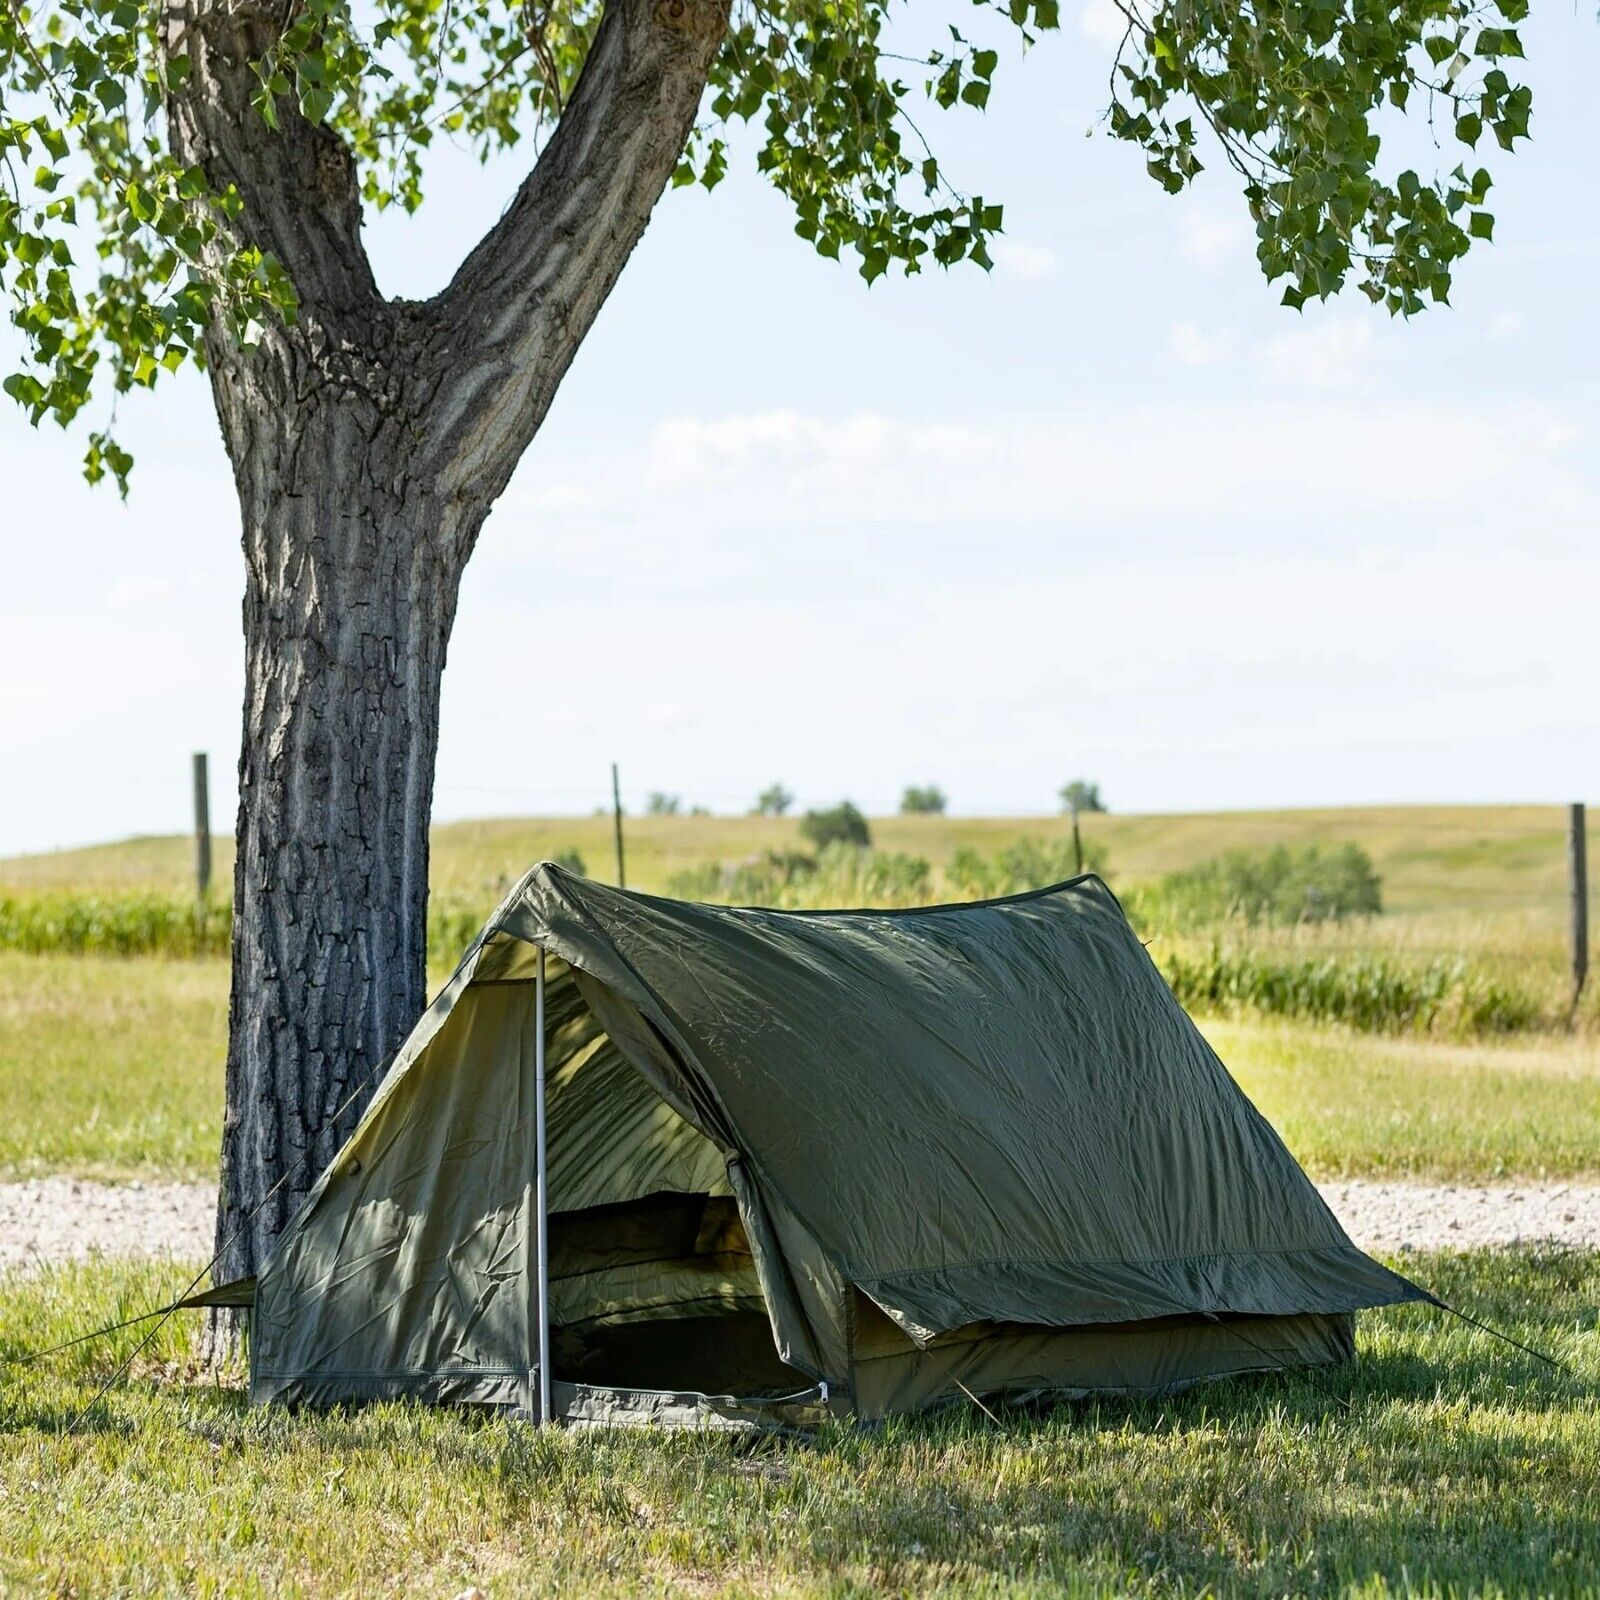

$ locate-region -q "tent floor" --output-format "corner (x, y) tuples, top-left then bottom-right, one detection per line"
(554, 1310), (803, 1396)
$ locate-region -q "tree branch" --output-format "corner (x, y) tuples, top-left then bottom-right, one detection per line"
(163, 0), (381, 326)
(422, 0), (728, 512)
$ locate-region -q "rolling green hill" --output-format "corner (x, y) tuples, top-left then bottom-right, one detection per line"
(2, 803), (1589, 915)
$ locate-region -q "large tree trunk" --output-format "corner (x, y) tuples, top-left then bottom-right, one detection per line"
(162, 0), (729, 1354)
(208, 377), (474, 1308)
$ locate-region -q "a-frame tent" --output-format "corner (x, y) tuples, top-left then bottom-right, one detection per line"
(248, 865), (1423, 1426)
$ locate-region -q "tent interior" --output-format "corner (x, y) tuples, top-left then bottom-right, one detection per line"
(470, 932), (804, 1398)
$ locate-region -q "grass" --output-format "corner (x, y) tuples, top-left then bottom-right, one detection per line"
(5, 954), (1597, 1186)
(1204, 1019), (1600, 1182)
(0, 953), (227, 1181)
(1, 1248), (1597, 1597)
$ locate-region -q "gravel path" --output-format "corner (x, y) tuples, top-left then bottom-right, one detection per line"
(2, 1177), (1599, 1274)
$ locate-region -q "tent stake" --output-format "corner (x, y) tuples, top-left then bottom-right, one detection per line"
(534, 946), (552, 1424)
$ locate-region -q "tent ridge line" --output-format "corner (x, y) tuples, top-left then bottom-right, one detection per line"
(540, 859), (1116, 923)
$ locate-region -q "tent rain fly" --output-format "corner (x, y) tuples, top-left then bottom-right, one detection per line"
(244, 865), (1425, 1427)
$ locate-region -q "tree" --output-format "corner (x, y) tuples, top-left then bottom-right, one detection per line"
(753, 784), (794, 818)
(0, 0), (1533, 1304)
(646, 792), (683, 816)
(900, 785), (948, 816)
(1060, 781), (1106, 815)
(800, 802), (872, 853)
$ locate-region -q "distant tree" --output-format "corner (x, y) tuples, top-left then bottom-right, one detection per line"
(689, 804), (712, 817)
(550, 848), (587, 876)
(1060, 781), (1107, 815)
(800, 802), (872, 853)
(900, 785), (948, 816)
(647, 792), (682, 816)
(754, 784), (794, 817)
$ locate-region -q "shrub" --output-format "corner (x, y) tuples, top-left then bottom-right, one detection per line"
(800, 801), (871, 852)
(947, 836), (1107, 900)
(1149, 843), (1382, 929)
(899, 785), (947, 816)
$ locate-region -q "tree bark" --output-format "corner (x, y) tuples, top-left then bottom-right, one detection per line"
(208, 371), (476, 1307)
(158, 0), (728, 1349)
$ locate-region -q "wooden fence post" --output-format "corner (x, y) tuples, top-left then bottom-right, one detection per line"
(1570, 801), (1589, 1020)
(192, 752), (212, 904)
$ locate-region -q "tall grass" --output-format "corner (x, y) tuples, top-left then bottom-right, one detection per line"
(1161, 944), (1541, 1037)
(0, 893), (231, 957)
(0, 892), (494, 965)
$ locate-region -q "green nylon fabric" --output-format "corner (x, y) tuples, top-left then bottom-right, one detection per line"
(494, 867), (1424, 1339)
(252, 863), (1423, 1416)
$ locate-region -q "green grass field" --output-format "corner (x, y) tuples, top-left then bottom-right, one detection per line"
(6, 804), (1593, 1020)
(2, 1249), (1596, 1598)
(2, 807), (1598, 1595)
(4, 952), (1597, 1184)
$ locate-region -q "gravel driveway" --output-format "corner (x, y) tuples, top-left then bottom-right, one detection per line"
(3, 1177), (1599, 1274)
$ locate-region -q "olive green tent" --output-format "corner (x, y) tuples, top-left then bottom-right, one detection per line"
(248, 865), (1423, 1427)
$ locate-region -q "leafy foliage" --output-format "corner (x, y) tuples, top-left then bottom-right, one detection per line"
(1144, 842), (1383, 928)
(646, 792), (682, 816)
(899, 784), (947, 815)
(799, 800), (872, 852)
(1, 0), (1533, 489)
(1105, 0), (1530, 312)
(947, 834), (1106, 898)
(752, 782), (793, 816)
(1060, 779), (1106, 814)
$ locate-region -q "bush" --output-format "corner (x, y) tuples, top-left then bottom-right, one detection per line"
(947, 836), (1107, 900)
(899, 785), (947, 816)
(800, 801), (871, 852)
(1148, 843), (1382, 929)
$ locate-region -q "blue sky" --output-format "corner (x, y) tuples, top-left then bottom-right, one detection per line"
(1, 4), (1596, 853)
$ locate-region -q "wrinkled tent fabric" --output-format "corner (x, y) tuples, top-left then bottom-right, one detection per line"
(250, 866), (1425, 1424)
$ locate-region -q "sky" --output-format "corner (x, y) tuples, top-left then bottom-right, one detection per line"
(1, 4), (1597, 855)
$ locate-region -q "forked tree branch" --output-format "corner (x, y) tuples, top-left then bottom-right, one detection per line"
(423, 0), (728, 512)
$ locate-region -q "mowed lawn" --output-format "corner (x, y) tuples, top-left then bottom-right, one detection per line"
(3, 952), (1598, 1184)
(2, 1249), (1597, 1597)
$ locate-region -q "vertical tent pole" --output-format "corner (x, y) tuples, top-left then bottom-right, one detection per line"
(534, 946), (552, 1424)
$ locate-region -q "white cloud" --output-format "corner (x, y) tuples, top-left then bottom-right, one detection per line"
(106, 577), (178, 611)
(1077, 0), (1129, 49)
(991, 238), (1058, 280)
(1178, 211), (1248, 270)
(1168, 320), (1232, 367)
(1262, 312), (1374, 389)
(642, 400), (1592, 545)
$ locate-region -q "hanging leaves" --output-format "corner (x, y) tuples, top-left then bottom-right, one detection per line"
(0, 0), (1533, 493)
(1103, 0), (1531, 314)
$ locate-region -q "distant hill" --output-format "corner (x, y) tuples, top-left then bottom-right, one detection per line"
(1, 804), (1586, 920)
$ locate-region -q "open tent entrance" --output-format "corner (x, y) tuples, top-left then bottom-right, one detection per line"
(473, 932), (804, 1400)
